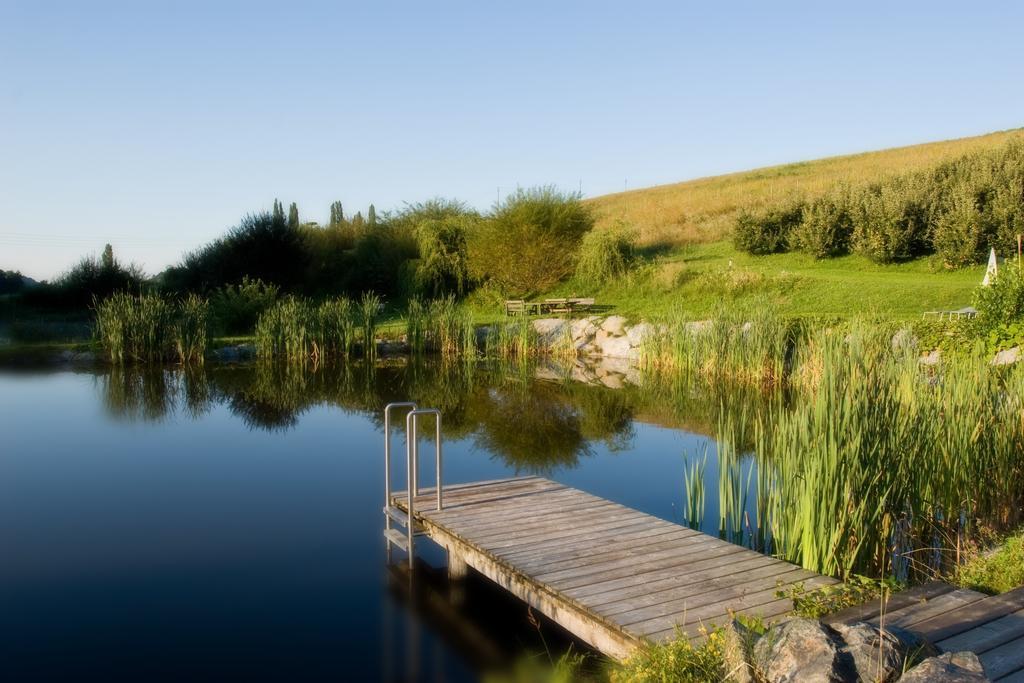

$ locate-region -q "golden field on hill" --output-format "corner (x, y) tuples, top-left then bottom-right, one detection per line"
(587, 128), (1024, 247)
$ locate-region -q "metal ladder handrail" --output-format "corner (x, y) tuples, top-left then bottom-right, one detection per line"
(383, 402), (443, 559)
(384, 401), (417, 509)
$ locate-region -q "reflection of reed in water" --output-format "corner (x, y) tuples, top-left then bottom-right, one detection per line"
(100, 366), (215, 422)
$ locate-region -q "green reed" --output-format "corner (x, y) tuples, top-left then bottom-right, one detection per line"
(95, 292), (209, 364)
(641, 306), (795, 385)
(682, 450), (707, 530)
(254, 296), (359, 362)
(716, 406), (751, 545)
(405, 296), (479, 360)
(486, 317), (539, 360)
(742, 328), (1024, 579)
(359, 292), (381, 359)
(405, 297), (427, 354)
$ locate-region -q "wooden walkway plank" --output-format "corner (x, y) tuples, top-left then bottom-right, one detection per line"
(585, 555), (787, 608)
(872, 589), (988, 630)
(518, 531), (722, 576)
(936, 607), (1024, 655)
(915, 587), (1024, 644)
(980, 636), (1024, 680)
(823, 580), (955, 625)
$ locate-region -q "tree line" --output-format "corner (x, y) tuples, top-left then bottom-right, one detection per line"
(19, 187), (609, 313)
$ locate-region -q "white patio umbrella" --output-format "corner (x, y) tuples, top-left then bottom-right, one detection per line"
(982, 247), (998, 286)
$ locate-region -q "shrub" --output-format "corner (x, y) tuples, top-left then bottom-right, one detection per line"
(956, 528), (1024, 594)
(988, 181), (1024, 256)
(165, 211), (309, 293)
(932, 184), (994, 267)
(792, 187), (853, 258)
(414, 214), (476, 297)
(210, 277), (279, 335)
(733, 203), (803, 255)
(610, 628), (727, 683)
(27, 246), (144, 309)
(850, 177), (929, 263)
(0, 269), (28, 295)
(574, 224), (637, 286)
(469, 186), (593, 295)
(349, 226), (417, 296)
(974, 269), (1024, 324)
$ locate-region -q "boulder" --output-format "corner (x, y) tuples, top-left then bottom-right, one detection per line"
(626, 322), (655, 347)
(830, 622), (934, 682)
(720, 620), (758, 683)
(899, 651), (988, 682)
(752, 618), (852, 683)
(992, 346), (1021, 366)
(570, 317), (599, 345)
(597, 335), (635, 359)
(891, 328), (919, 353)
(601, 315), (628, 336)
(532, 319), (570, 347)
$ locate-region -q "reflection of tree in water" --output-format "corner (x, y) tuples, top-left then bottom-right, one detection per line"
(471, 380), (590, 473)
(95, 359), (641, 470)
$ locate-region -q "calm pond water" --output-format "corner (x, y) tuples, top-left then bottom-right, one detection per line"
(0, 360), (762, 681)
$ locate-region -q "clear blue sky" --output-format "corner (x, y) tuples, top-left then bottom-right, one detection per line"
(2, 1), (1022, 280)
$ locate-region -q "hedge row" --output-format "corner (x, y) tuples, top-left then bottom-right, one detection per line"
(734, 139), (1024, 265)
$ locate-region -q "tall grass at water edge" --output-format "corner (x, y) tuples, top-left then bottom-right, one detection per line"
(94, 292), (209, 364)
(682, 325), (1024, 579)
(405, 295), (477, 360)
(255, 294), (373, 361)
(641, 307), (796, 385)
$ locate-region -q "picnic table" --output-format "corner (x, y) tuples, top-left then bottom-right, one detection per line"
(922, 306), (977, 321)
(504, 297), (595, 316)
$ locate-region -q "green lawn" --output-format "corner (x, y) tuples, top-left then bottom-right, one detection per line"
(518, 242), (987, 323)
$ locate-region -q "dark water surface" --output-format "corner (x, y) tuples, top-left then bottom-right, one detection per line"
(0, 361), (749, 681)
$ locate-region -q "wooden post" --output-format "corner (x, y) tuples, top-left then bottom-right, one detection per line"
(448, 550), (469, 581)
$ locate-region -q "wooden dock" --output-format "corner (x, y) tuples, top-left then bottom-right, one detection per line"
(391, 475), (1024, 678)
(390, 475), (838, 659)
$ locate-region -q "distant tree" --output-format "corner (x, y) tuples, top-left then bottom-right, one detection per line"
(329, 201), (345, 226)
(24, 247), (144, 309)
(368, 204), (377, 227)
(288, 202), (299, 229)
(352, 211), (365, 232)
(272, 199), (285, 222)
(0, 269), (26, 295)
(102, 244), (115, 269)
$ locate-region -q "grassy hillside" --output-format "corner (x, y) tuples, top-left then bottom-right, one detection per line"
(530, 241), (987, 322)
(588, 128), (1024, 248)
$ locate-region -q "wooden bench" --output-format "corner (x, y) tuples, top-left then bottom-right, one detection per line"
(504, 300), (526, 316)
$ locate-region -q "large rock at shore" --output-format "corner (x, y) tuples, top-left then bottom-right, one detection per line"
(596, 334), (635, 359)
(992, 346), (1021, 366)
(570, 317), (599, 348)
(531, 318), (570, 346)
(752, 618), (851, 682)
(626, 322), (654, 347)
(831, 622), (933, 682)
(600, 315), (628, 336)
(899, 651), (988, 682)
